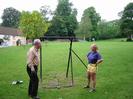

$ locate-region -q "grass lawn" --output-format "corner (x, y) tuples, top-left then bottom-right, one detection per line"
(0, 40), (133, 99)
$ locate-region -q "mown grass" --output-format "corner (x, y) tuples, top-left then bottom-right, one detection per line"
(0, 40), (133, 99)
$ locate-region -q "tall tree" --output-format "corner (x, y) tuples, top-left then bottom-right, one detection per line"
(19, 11), (49, 40)
(76, 7), (100, 40)
(46, 16), (67, 36)
(65, 8), (78, 36)
(86, 7), (101, 38)
(55, 0), (72, 16)
(46, 0), (78, 37)
(76, 11), (92, 40)
(1, 7), (21, 28)
(120, 3), (133, 41)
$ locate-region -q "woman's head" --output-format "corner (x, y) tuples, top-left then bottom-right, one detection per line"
(90, 44), (98, 52)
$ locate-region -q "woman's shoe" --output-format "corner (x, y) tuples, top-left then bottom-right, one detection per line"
(89, 88), (96, 92)
(84, 85), (90, 88)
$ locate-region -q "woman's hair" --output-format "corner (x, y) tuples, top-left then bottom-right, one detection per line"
(90, 44), (98, 50)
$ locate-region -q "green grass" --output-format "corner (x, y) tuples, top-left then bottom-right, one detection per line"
(0, 40), (133, 99)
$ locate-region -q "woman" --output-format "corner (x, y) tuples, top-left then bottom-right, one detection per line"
(85, 44), (103, 92)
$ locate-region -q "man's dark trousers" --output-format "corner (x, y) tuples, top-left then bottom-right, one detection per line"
(27, 65), (39, 97)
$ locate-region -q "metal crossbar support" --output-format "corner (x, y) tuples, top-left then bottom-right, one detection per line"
(40, 36), (87, 85)
(43, 36), (75, 39)
(66, 38), (73, 78)
(70, 48), (74, 85)
(66, 38), (74, 86)
(40, 46), (43, 82)
(71, 49), (87, 69)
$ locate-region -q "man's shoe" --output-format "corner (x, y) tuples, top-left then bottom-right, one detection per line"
(32, 96), (40, 99)
(28, 94), (32, 99)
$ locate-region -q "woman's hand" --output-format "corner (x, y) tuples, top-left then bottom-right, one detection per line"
(96, 59), (103, 66)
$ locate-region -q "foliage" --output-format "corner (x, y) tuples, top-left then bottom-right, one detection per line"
(98, 20), (120, 39)
(40, 5), (53, 21)
(46, 0), (78, 37)
(19, 11), (50, 39)
(120, 3), (133, 41)
(75, 7), (100, 40)
(1, 7), (21, 28)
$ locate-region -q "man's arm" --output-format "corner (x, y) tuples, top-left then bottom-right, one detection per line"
(27, 50), (35, 71)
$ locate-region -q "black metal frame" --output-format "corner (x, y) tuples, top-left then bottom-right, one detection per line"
(40, 36), (87, 86)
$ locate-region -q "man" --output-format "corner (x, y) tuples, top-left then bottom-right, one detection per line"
(27, 39), (41, 99)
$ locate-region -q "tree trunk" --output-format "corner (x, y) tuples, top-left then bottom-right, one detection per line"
(83, 34), (85, 41)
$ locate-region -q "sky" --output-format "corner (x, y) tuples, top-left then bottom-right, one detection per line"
(0, 0), (132, 23)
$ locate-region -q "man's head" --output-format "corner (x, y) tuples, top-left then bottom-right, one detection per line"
(90, 44), (98, 52)
(33, 39), (41, 49)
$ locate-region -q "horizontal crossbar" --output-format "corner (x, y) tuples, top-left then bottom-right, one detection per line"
(43, 36), (76, 39)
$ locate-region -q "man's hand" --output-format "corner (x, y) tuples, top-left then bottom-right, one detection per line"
(31, 66), (35, 72)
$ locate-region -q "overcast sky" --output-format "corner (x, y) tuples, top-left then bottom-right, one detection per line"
(0, 0), (132, 23)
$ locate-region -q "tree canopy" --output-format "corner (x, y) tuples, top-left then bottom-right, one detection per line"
(76, 7), (100, 40)
(40, 5), (53, 21)
(46, 0), (78, 37)
(1, 7), (21, 28)
(19, 11), (49, 39)
(98, 20), (120, 39)
(120, 3), (133, 41)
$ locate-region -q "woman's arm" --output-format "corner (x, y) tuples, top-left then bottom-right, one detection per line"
(96, 59), (103, 66)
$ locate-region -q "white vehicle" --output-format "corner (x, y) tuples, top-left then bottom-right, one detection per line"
(0, 41), (12, 48)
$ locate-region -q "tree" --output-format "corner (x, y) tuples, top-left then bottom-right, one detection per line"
(1, 7), (21, 28)
(120, 3), (133, 41)
(40, 5), (53, 21)
(19, 11), (49, 40)
(55, 0), (72, 16)
(86, 7), (101, 38)
(46, 16), (68, 36)
(118, 11), (123, 18)
(76, 12), (92, 40)
(46, 0), (78, 37)
(64, 8), (78, 36)
(76, 7), (100, 40)
(98, 20), (120, 39)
